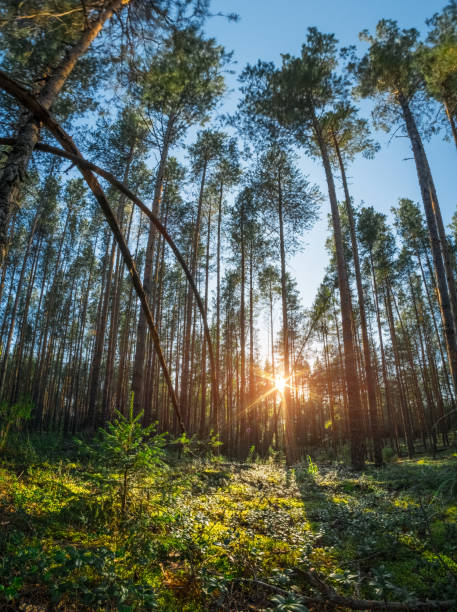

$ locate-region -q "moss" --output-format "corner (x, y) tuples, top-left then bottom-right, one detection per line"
(331, 494), (349, 504)
(2, 446), (457, 610)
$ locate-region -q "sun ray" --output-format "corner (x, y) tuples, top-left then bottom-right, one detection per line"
(275, 376), (286, 394)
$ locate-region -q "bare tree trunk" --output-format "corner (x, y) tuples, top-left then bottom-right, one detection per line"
(311, 104), (365, 470)
(322, 324), (336, 446)
(248, 240), (257, 449)
(103, 145), (136, 421)
(133, 125), (172, 414)
(443, 97), (457, 152)
(199, 207), (211, 434)
(416, 249), (455, 407)
(88, 234), (115, 427)
(180, 155), (207, 426)
(214, 180), (223, 429)
(399, 93), (457, 396)
(278, 172), (297, 465)
(369, 253), (398, 453)
(333, 133), (382, 465)
(239, 205), (247, 456)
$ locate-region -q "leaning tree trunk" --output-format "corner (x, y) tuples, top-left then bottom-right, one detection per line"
(0, 0), (128, 263)
(0, 71), (220, 444)
(311, 103), (365, 470)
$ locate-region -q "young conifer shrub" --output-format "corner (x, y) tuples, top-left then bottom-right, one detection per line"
(80, 393), (166, 517)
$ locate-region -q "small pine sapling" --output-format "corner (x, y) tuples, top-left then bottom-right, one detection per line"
(81, 393), (167, 517)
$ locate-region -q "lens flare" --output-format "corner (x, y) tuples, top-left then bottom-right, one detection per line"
(275, 376), (286, 393)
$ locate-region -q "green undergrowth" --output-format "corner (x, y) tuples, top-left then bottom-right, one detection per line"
(0, 438), (457, 610)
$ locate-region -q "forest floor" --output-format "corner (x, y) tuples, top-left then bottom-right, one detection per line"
(0, 438), (457, 611)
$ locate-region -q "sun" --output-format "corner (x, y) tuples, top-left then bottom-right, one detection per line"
(275, 376), (286, 394)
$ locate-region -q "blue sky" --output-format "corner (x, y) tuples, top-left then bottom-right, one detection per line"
(203, 0), (456, 309)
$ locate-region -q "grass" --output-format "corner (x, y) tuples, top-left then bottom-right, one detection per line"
(0, 437), (457, 610)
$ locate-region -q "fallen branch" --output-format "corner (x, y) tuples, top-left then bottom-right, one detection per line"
(294, 567), (455, 610)
(228, 570), (455, 611)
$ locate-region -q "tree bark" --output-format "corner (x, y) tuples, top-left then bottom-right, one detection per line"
(399, 93), (457, 396)
(443, 97), (457, 151)
(133, 123), (172, 414)
(277, 171), (297, 465)
(311, 104), (365, 469)
(333, 132), (382, 465)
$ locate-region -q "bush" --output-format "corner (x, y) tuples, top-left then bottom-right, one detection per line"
(433, 460), (457, 499)
(0, 398), (32, 452)
(173, 429), (222, 460)
(382, 446), (396, 464)
(294, 455), (319, 485)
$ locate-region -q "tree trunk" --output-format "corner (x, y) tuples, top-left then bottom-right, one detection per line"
(133, 123), (172, 414)
(443, 97), (457, 152)
(180, 155), (207, 426)
(383, 282), (415, 458)
(311, 104), (365, 470)
(369, 252), (398, 453)
(333, 133), (382, 465)
(399, 93), (457, 396)
(248, 240), (256, 449)
(278, 171), (297, 465)
(239, 204), (247, 456)
(215, 180), (223, 427)
(199, 206), (211, 434)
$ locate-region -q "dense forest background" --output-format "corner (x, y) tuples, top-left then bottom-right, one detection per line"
(1, 0), (457, 467)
